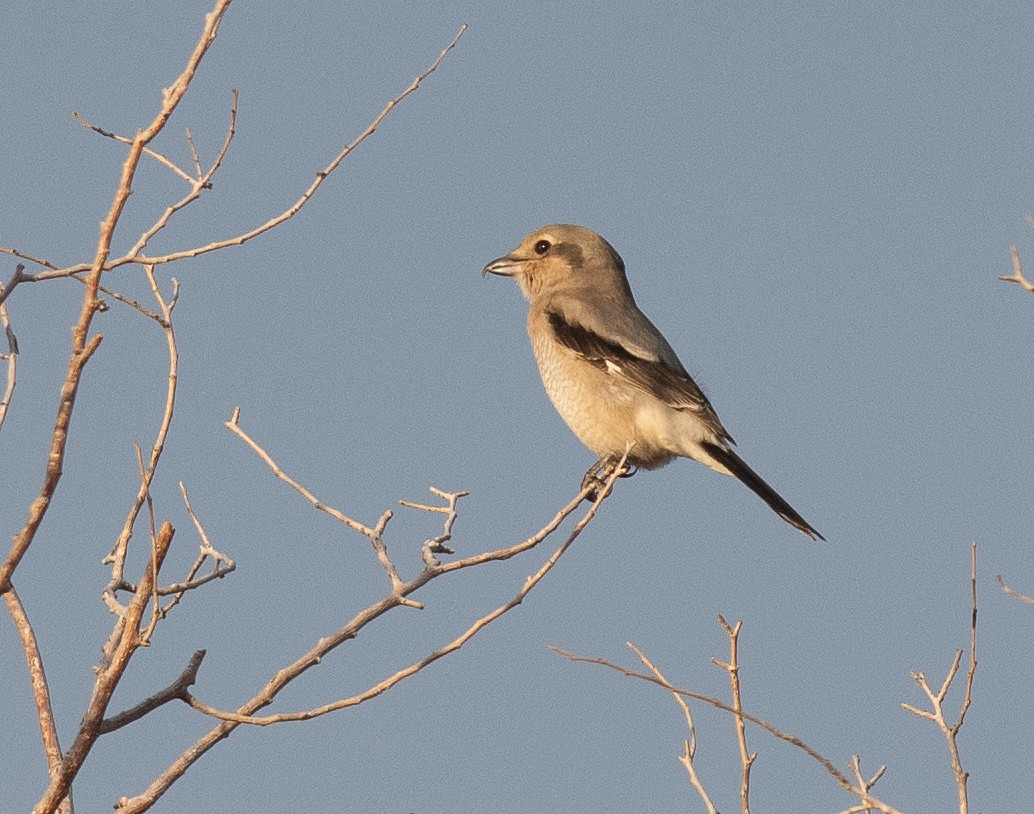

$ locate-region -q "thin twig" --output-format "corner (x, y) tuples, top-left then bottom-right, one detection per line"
(999, 245), (1034, 292)
(627, 643), (717, 814)
(153, 483), (235, 614)
(401, 486), (469, 565)
(23, 24), (468, 286)
(184, 454), (628, 727)
(900, 543), (977, 814)
(103, 266), (181, 609)
(115, 466), (619, 813)
(100, 651), (207, 734)
(0, 270), (18, 431)
(712, 615), (757, 814)
(226, 407), (373, 536)
(997, 574), (1034, 605)
(72, 111), (196, 184)
(835, 756), (887, 814)
(551, 648), (903, 814)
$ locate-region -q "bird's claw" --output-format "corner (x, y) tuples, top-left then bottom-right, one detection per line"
(581, 458), (636, 502)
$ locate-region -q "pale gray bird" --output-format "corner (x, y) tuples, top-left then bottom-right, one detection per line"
(483, 224), (823, 540)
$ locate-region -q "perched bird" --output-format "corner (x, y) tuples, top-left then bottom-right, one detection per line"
(483, 224), (823, 540)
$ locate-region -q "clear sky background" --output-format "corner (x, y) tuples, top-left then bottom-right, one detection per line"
(3, 2), (1034, 812)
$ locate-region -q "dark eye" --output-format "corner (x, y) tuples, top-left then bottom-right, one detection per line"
(534, 239), (551, 255)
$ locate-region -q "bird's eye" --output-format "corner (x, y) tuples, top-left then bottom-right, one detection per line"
(534, 239), (551, 255)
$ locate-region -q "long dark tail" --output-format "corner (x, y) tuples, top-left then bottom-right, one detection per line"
(702, 442), (824, 541)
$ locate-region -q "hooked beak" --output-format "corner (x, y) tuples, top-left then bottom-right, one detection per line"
(482, 254), (524, 278)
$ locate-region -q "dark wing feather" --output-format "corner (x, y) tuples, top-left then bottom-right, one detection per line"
(546, 309), (733, 443)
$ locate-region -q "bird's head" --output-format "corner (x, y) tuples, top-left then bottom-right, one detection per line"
(483, 224), (630, 301)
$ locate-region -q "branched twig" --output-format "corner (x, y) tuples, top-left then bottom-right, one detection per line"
(114, 459), (623, 813)
(35, 522), (176, 814)
(999, 244), (1034, 292)
(0, 268), (19, 431)
(550, 647), (903, 814)
(100, 650), (207, 734)
(23, 4), (232, 811)
(5, 587), (67, 802)
(627, 643), (717, 814)
(124, 89), (238, 258)
(154, 483), (235, 613)
(72, 111), (196, 184)
(900, 543), (977, 814)
(401, 486), (469, 565)
(711, 615), (757, 814)
(15, 24), (468, 287)
(836, 756), (888, 814)
(226, 406), (373, 535)
(997, 574), (1034, 605)
(103, 266), (181, 612)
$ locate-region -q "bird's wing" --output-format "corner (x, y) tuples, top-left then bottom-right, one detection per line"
(544, 305), (733, 443)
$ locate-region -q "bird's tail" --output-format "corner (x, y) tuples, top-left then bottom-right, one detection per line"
(701, 442), (824, 541)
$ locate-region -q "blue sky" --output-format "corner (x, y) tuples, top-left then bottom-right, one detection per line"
(3, 2), (1034, 811)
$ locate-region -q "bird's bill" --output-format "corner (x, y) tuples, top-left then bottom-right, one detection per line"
(482, 254), (524, 277)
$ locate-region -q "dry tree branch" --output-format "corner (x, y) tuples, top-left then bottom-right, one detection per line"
(550, 647), (902, 814)
(711, 615), (757, 814)
(16, 5), (233, 811)
(900, 543), (977, 814)
(72, 111), (197, 184)
(4, 587), (67, 808)
(226, 406), (373, 535)
(113, 459), (624, 813)
(627, 643), (718, 814)
(401, 486), (467, 566)
(186, 471), (617, 725)
(102, 266), (181, 611)
(16, 23), (468, 286)
(99, 650), (207, 735)
(835, 757), (888, 814)
(997, 574), (1034, 605)
(154, 483), (236, 612)
(6, 7), (468, 813)
(124, 89), (238, 259)
(35, 523), (176, 814)
(999, 245), (1034, 293)
(0, 268), (18, 431)
(1, 0), (232, 602)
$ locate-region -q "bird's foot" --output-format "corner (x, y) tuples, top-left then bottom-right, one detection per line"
(581, 457), (636, 502)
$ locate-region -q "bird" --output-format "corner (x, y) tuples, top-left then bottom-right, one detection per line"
(483, 224), (823, 540)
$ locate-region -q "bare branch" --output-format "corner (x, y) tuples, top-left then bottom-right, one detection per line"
(551, 647), (903, 814)
(997, 573), (1034, 605)
(401, 486), (469, 565)
(124, 89), (238, 258)
(114, 465), (621, 813)
(184, 456), (627, 727)
(159, 483), (235, 608)
(5, 587), (65, 789)
(900, 544), (977, 814)
(2, 0), (231, 605)
(711, 615), (757, 814)
(627, 643), (717, 814)
(999, 245), (1034, 292)
(0, 269), (19, 431)
(103, 266), (181, 609)
(23, 24), (468, 286)
(226, 406), (374, 536)
(836, 756), (888, 814)
(35, 522), (176, 814)
(72, 111), (196, 184)
(100, 651), (207, 734)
